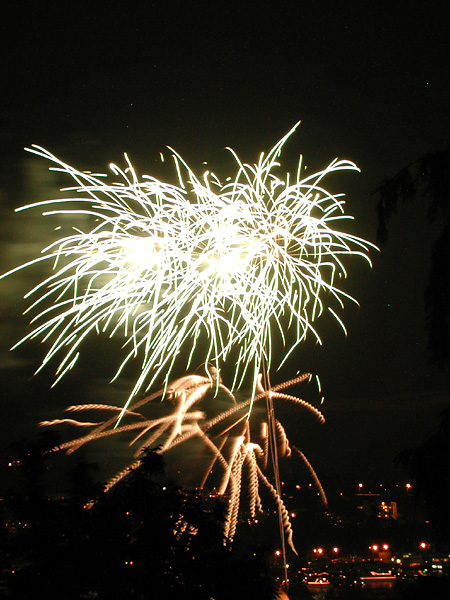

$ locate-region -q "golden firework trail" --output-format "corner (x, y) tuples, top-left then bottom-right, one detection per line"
(40, 370), (326, 552)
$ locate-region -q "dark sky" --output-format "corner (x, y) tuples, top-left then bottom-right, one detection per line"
(1, 1), (449, 490)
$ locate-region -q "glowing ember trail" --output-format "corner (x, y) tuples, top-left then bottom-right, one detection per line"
(40, 370), (327, 552)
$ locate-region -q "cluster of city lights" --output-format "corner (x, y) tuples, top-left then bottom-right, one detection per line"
(312, 547), (339, 555)
(369, 544), (390, 552)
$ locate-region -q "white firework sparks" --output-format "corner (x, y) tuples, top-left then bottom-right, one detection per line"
(1, 123), (374, 414)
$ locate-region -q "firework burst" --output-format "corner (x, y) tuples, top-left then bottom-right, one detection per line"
(1, 123), (374, 414)
(2, 125), (375, 570)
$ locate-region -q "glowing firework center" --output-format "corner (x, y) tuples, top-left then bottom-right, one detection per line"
(2, 123), (373, 411)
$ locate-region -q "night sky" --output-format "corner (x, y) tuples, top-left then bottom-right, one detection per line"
(1, 1), (449, 491)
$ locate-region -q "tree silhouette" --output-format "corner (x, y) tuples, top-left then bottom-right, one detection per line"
(373, 147), (450, 366)
(396, 408), (450, 547)
(67, 455), (101, 502)
(4, 443), (277, 599)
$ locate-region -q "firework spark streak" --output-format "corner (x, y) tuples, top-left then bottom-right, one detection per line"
(1, 123), (374, 413)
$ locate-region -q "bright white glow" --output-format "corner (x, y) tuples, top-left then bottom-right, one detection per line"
(1, 123), (375, 413)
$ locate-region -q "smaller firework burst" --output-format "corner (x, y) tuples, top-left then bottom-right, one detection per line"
(41, 370), (326, 551)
